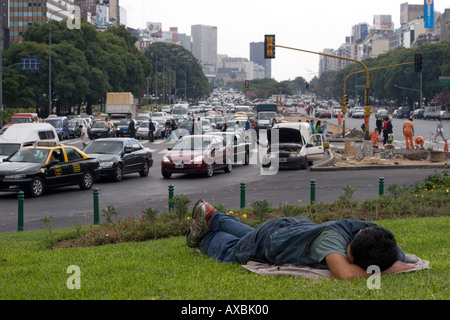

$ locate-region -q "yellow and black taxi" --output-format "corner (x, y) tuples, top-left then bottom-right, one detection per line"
(0, 142), (101, 197)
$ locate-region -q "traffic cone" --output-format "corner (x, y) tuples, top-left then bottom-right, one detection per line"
(445, 140), (448, 152)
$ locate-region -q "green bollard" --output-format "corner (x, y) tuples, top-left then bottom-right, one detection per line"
(93, 188), (99, 225)
(310, 179), (316, 204)
(379, 177), (384, 196)
(168, 184), (174, 212)
(240, 182), (246, 209)
(17, 191), (24, 232)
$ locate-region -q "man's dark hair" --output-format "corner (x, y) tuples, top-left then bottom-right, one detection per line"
(350, 226), (398, 271)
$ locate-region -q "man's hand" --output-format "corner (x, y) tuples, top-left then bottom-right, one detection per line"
(381, 261), (415, 276)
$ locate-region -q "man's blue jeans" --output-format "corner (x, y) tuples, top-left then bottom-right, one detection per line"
(201, 212), (253, 263)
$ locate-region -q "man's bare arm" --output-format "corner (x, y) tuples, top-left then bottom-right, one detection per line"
(326, 253), (415, 280)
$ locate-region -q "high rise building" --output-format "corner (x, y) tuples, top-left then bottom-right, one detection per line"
(8, 0), (75, 44)
(191, 24), (217, 76)
(249, 41), (271, 79)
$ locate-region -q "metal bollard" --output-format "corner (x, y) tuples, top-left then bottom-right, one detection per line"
(240, 182), (246, 208)
(93, 188), (99, 225)
(379, 177), (384, 196)
(17, 191), (24, 232)
(310, 179), (316, 204)
(168, 184), (174, 212)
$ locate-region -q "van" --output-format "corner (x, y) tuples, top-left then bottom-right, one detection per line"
(45, 116), (69, 140)
(263, 122), (324, 169)
(0, 123), (59, 161)
(424, 106), (441, 120)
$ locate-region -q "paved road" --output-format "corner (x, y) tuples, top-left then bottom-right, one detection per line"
(0, 133), (446, 234)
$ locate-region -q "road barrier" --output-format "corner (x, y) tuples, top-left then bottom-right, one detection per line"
(240, 182), (246, 208)
(93, 188), (99, 225)
(17, 191), (24, 232)
(168, 184), (174, 212)
(310, 179), (316, 204)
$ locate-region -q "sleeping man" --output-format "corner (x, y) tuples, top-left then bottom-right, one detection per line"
(186, 200), (415, 280)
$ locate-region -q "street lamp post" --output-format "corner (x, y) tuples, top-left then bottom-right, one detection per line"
(48, 8), (68, 114)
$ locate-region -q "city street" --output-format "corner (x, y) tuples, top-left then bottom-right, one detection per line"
(0, 127), (446, 234)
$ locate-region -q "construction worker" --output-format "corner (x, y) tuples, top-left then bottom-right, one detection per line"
(415, 136), (425, 149)
(370, 128), (380, 148)
(403, 117), (414, 149)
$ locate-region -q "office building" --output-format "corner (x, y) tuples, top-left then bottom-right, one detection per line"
(249, 41), (271, 79)
(191, 24), (217, 77)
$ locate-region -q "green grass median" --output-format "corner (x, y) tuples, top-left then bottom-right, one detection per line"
(0, 217), (448, 300)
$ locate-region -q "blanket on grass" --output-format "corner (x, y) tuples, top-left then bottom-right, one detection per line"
(242, 254), (429, 279)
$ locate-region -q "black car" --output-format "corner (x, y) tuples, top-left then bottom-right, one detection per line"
(0, 144), (101, 197)
(83, 138), (153, 182)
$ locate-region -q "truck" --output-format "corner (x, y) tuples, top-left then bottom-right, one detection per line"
(105, 92), (136, 126)
(424, 105), (441, 120)
(2, 113), (39, 128)
(255, 103), (277, 129)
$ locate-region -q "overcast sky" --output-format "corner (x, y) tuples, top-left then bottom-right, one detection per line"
(120, 0), (447, 82)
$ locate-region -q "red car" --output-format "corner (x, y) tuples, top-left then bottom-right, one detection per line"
(161, 135), (233, 178)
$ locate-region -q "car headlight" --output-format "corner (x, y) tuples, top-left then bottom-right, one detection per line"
(162, 155), (171, 163)
(5, 174), (27, 180)
(289, 153), (301, 157)
(100, 161), (114, 168)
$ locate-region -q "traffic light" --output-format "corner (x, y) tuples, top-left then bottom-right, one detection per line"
(264, 35), (275, 59)
(343, 94), (348, 106)
(414, 53), (423, 72)
(394, 83), (399, 89)
(342, 105), (347, 114)
(305, 82), (309, 89)
(245, 80), (249, 89)
(364, 88), (370, 105)
(364, 106), (372, 117)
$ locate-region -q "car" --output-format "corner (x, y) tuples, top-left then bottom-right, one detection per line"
(45, 116), (69, 140)
(68, 119), (82, 138)
(398, 106), (412, 119)
(135, 120), (163, 140)
(83, 138), (153, 182)
(0, 143), (101, 197)
(332, 107), (341, 118)
(116, 119), (138, 137)
(413, 109), (424, 119)
(375, 109), (390, 120)
(440, 110), (450, 120)
(88, 120), (108, 140)
(161, 135), (232, 178)
(318, 110), (332, 118)
(206, 132), (250, 165)
(351, 107), (365, 118)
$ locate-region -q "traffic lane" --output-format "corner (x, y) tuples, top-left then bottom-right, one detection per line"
(1, 165), (444, 234)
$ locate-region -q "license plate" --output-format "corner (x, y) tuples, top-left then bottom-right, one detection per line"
(279, 158), (287, 162)
(175, 163), (184, 168)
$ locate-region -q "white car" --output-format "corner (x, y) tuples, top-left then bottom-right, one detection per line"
(351, 107), (365, 118)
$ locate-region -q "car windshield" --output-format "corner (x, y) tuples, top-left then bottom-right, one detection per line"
(140, 122), (149, 128)
(93, 121), (105, 128)
(0, 143), (21, 156)
(7, 148), (50, 163)
(172, 109), (187, 114)
(83, 141), (123, 154)
(119, 119), (130, 125)
(46, 119), (62, 127)
(172, 137), (211, 151)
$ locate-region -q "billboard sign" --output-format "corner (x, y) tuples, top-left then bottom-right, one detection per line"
(373, 15), (393, 30)
(424, 0), (434, 29)
(147, 22), (162, 38)
(96, 5), (109, 27)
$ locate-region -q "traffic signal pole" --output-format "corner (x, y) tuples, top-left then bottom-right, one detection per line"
(343, 62), (415, 137)
(267, 41), (371, 138)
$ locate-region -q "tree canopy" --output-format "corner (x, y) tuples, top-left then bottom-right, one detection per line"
(2, 20), (152, 115)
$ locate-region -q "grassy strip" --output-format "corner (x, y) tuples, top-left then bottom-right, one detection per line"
(0, 217), (448, 300)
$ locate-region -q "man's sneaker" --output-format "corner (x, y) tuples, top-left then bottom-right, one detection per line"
(186, 200), (216, 248)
